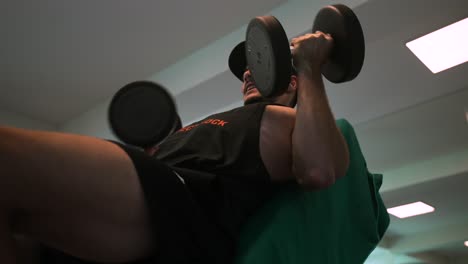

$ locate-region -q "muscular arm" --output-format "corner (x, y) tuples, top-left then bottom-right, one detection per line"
(291, 71), (349, 189)
(260, 91), (348, 189)
(252, 32), (351, 189)
(279, 32), (349, 189)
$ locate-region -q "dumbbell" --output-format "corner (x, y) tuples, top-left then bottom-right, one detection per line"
(108, 81), (181, 150)
(245, 4), (365, 97)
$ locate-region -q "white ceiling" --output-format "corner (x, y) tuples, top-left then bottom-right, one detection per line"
(2, 0), (468, 263)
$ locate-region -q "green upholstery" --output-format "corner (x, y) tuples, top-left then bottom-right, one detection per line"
(236, 119), (390, 264)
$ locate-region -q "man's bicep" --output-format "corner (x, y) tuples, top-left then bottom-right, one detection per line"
(260, 106), (296, 182)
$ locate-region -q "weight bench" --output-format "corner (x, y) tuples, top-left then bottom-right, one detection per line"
(40, 119), (389, 264)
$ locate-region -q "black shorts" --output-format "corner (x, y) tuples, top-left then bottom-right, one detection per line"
(40, 140), (273, 264)
(112, 142), (234, 264)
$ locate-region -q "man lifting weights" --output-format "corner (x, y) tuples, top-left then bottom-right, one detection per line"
(0, 30), (348, 264)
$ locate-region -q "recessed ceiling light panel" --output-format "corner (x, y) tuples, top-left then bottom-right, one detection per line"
(406, 18), (468, 74)
(387, 201), (435, 218)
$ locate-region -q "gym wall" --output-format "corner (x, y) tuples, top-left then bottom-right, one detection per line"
(0, 108), (56, 131)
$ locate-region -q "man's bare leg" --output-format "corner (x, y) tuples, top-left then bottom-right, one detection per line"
(0, 126), (156, 263)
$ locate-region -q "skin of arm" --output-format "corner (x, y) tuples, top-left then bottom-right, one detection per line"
(260, 32), (349, 190)
(291, 70), (349, 189)
(291, 32), (350, 189)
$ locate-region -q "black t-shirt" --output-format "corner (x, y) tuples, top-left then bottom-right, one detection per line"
(156, 102), (269, 178)
(155, 102), (276, 239)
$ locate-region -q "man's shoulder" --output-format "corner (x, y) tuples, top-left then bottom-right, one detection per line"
(262, 104), (295, 131)
(264, 104), (296, 118)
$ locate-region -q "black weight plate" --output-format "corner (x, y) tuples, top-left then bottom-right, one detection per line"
(108, 81), (177, 148)
(312, 4), (365, 83)
(245, 16), (292, 97)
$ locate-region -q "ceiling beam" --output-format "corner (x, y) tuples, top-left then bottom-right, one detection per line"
(407, 252), (453, 264)
(388, 221), (468, 254)
(380, 149), (468, 192)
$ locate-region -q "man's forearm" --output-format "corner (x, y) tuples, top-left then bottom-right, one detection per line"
(292, 71), (350, 189)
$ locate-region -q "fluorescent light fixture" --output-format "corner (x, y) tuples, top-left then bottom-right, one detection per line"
(406, 17), (468, 74)
(387, 201), (435, 219)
